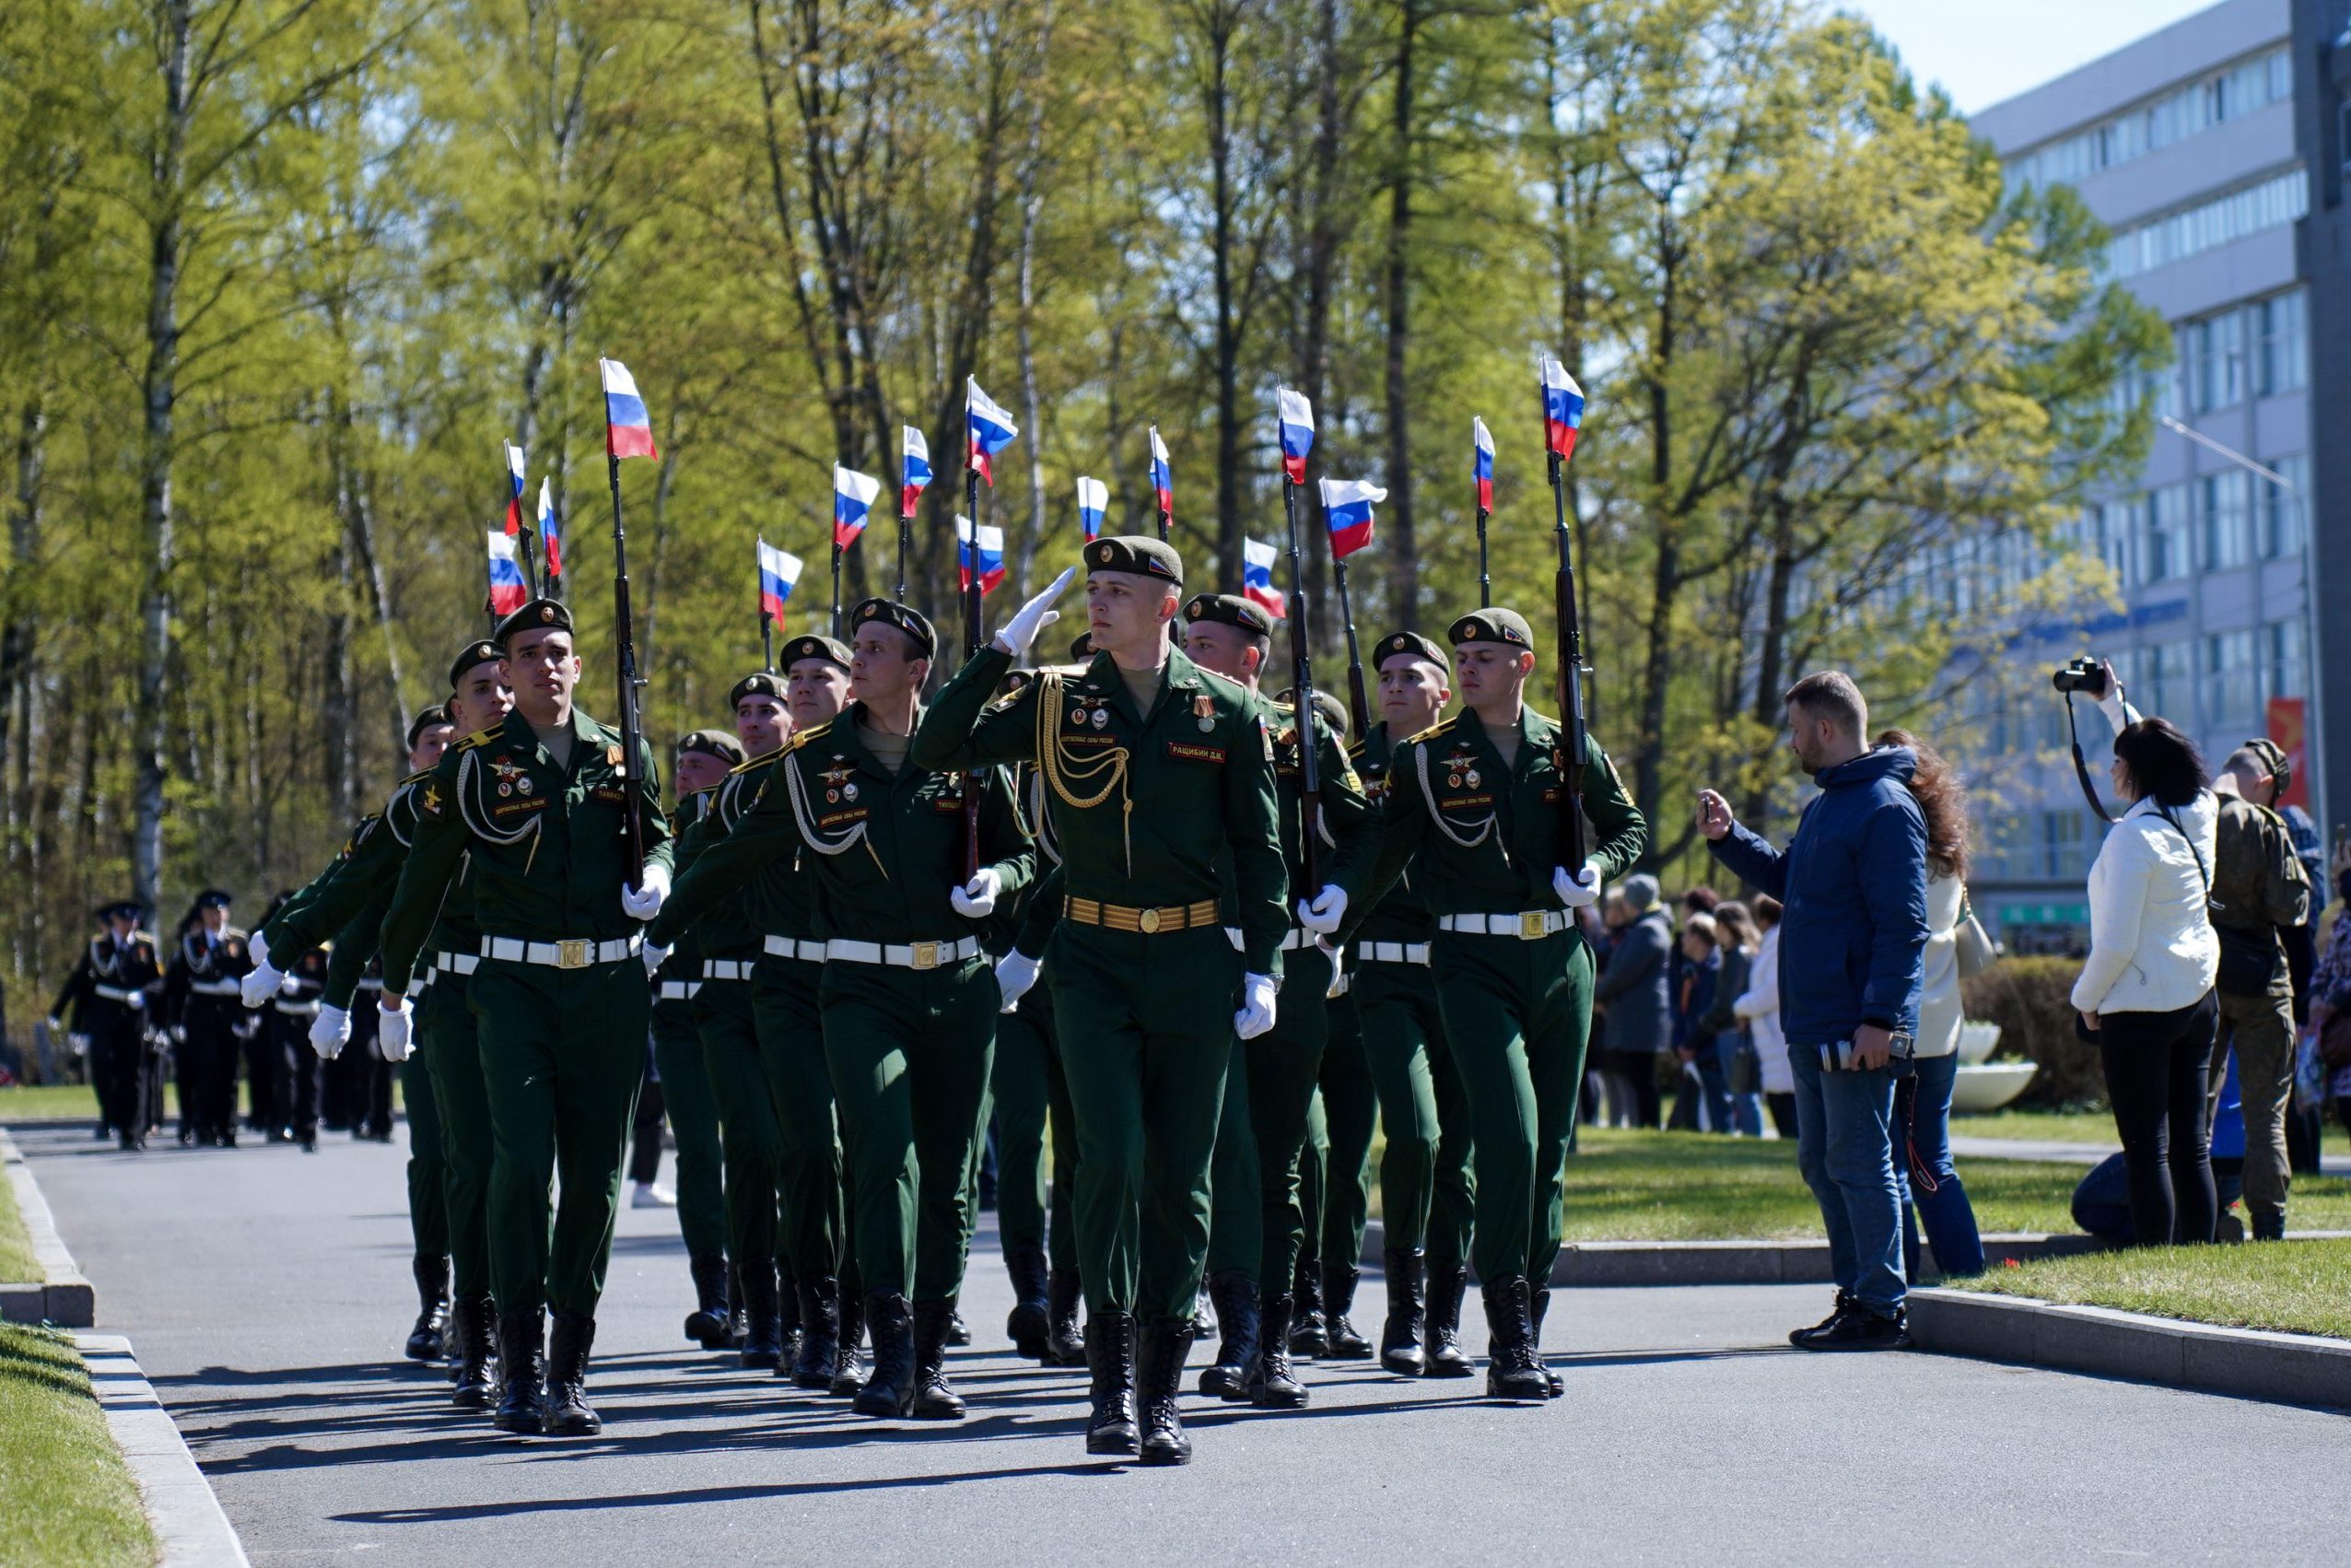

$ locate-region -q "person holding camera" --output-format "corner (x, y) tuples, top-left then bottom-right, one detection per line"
(1699, 672), (1928, 1351)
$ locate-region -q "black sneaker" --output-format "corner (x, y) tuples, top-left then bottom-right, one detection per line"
(1786, 1290), (1854, 1348)
(1790, 1305), (1910, 1352)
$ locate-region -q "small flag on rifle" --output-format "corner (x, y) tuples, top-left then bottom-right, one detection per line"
(487, 531), (528, 616)
(1243, 539), (1285, 620)
(601, 358), (659, 461)
(758, 539), (803, 626)
(1318, 478), (1385, 560)
(901, 427), (931, 519)
(1472, 417), (1495, 512)
(503, 443), (528, 535)
(537, 478), (563, 582)
(957, 517), (1007, 595)
(1149, 427), (1173, 516)
(835, 465), (882, 549)
(1277, 389), (1315, 484)
(965, 380), (1019, 486)
(1076, 476), (1107, 541)
(1540, 357), (1584, 462)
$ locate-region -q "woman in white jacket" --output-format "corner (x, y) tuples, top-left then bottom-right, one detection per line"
(2072, 691), (2221, 1247)
(1731, 897), (1792, 1137)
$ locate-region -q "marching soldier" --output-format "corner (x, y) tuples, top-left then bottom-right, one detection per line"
(1305, 983), (1378, 1362)
(51, 902), (164, 1150)
(162, 890), (254, 1148)
(912, 540), (1288, 1467)
(1329, 608), (1645, 1400)
(271, 923), (331, 1152)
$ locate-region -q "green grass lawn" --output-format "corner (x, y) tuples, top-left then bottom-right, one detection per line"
(0, 1151), (33, 1282)
(1954, 1238), (2351, 1341)
(0, 1325), (156, 1566)
(0, 1081), (404, 1122)
(1948, 1108), (2118, 1143)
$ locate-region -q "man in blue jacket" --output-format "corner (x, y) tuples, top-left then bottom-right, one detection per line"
(1698, 671), (1927, 1349)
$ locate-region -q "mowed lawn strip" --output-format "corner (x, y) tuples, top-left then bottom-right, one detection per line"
(0, 1324), (157, 1567)
(0, 1156), (33, 1283)
(1953, 1239), (2351, 1341)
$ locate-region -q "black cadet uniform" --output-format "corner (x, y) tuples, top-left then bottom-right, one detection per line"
(53, 904), (164, 1148)
(162, 892), (255, 1147)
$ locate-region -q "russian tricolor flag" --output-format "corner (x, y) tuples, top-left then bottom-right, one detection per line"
(1472, 417), (1494, 512)
(1076, 476), (1107, 541)
(537, 477), (562, 579)
(503, 442), (527, 535)
(1540, 357), (1584, 462)
(1277, 388), (1315, 484)
(965, 379), (1019, 486)
(758, 538), (802, 626)
(901, 427), (931, 519)
(957, 517), (1007, 595)
(1243, 539), (1285, 621)
(487, 531), (528, 616)
(1149, 426), (1173, 516)
(834, 465), (882, 549)
(601, 358), (659, 461)
(1318, 478), (1384, 560)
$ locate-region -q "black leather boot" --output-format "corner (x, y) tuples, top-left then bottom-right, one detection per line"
(1083, 1311), (1139, 1456)
(1527, 1282), (1562, 1397)
(1423, 1259), (1475, 1377)
(829, 1287), (866, 1398)
(778, 1269), (802, 1368)
(853, 1291), (915, 1418)
(492, 1309), (548, 1434)
(1379, 1247), (1427, 1376)
(406, 1255), (450, 1362)
(1199, 1270), (1258, 1399)
(1136, 1318), (1195, 1466)
(725, 1265), (748, 1347)
(791, 1276), (841, 1389)
(1323, 1263), (1372, 1358)
(450, 1293), (499, 1410)
(910, 1299), (965, 1420)
(1248, 1293), (1308, 1408)
(684, 1252), (731, 1349)
(947, 1308), (972, 1347)
(1045, 1270), (1087, 1366)
(1480, 1276), (1549, 1402)
(1289, 1256), (1327, 1357)
(2251, 1207), (2287, 1242)
(1003, 1242), (1052, 1361)
(544, 1312), (601, 1436)
(739, 1258), (784, 1370)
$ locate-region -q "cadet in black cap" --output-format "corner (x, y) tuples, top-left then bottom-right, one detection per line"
(161, 889), (255, 1148)
(51, 901), (164, 1148)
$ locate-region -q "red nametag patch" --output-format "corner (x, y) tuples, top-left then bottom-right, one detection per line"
(492, 796), (550, 820)
(819, 808), (870, 830)
(1165, 742), (1226, 765)
(1438, 793), (1493, 812)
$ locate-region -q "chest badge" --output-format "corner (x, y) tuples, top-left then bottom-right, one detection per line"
(821, 759), (854, 803)
(1193, 694), (1216, 732)
(1444, 743), (1480, 790)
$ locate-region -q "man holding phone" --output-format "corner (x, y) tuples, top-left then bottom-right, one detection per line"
(1698, 672), (1928, 1350)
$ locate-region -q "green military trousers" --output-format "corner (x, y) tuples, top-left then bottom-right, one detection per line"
(1353, 957), (1476, 1265)
(993, 980), (1081, 1273)
(1314, 983), (1376, 1277)
(695, 978), (782, 1270)
(469, 956), (648, 1317)
(1056, 922), (1241, 1319)
(754, 956), (849, 1291)
(1205, 1034), (1258, 1280)
(422, 972), (496, 1301)
(652, 992), (727, 1260)
(820, 956), (997, 1303)
(1225, 944), (1333, 1294)
(1432, 929), (1594, 1284)
(402, 1047), (448, 1260)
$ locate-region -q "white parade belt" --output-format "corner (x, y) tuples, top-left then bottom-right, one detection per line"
(659, 980), (701, 1000)
(763, 935), (829, 964)
(94, 984), (147, 1004)
(1437, 910), (1569, 940)
(701, 959), (755, 982)
(1358, 941), (1432, 965)
(274, 998), (322, 1016)
(823, 936), (980, 971)
(188, 978), (241, 998)
(357, 977), (384, 993)
(480, 933), (643, 970)
(435, 951), (481, 976)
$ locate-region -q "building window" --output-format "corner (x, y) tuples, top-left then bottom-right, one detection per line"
(2203, 629), (2257, 728)
(2144, 486), (2190, 583)
(2190, 310), (2245, 413)
(2006, 48), (2291, 192)
(2105, 168), (2309, 278)
(2255, 291), (2306, 395)
(2259, 454), (2309, 558)
(2200, 471), (2249, 569)
(2263, 620), (2307, 702)
(2142, 639), (2192, 722)
(2041, 811), (2088, 880)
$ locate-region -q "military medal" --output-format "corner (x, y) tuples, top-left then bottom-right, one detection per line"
(1091, 707), (1108, 730)
(1194, 694), (1215, 732)
(1465, 769), (1480, 788)
(843, 782), (859, 801)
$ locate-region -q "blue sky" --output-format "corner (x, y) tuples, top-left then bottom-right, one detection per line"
(1842, 0), (2224, 111)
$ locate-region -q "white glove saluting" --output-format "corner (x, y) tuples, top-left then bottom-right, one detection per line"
(991, 568), (1076, 660)
(376, 998), (414, 1062)
(1234, 973), (1279, 1041)
(994, 950), (1040, 1014)
(309, 1003), (351, 1059)
(1296, 883), (1347, 934)
(240, 930), (284, 1009)
(640, 941), (671, 979)
(1552, 860), (1603, 909)
(621, 861), (671, 920)
(950, 867), (1003, 919)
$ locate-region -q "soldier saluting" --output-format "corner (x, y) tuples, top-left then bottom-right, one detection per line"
(52, 901), (164, 1150)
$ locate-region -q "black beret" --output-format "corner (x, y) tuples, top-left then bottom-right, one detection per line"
(729, 672), (784, 708)
(1067, 631), (1096, 662)
(781, 634), (851, 672)
(1082, 534), (1183, 585)
(1447, 608), (1535, 650)
(194, 888), (234, 910)
(1374, 630), (1449, 673)
(1183, 592), (1272, 636)
(850, 599), (935, 659)
(448, 638), (502, 689)
(96, 899), (144, 924)
(492, 597), (572, 647)
(1275, 688), (1351, 741)
(405, 703), (451, 750)
(677, 729), (746, 765)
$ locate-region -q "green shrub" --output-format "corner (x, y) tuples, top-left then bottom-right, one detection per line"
(1963, 956), (2104, 1109)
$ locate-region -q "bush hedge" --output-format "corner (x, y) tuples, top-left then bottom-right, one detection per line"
(1963, 955), (2105, 1110)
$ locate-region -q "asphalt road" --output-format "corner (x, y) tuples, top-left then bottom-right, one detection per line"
(15, 1118), (2345, 1566)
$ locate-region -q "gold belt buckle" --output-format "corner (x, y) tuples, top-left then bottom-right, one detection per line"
(556, 939), (591, 969)
(1518, 911), (1548, 941)
(1138, 906), (1164, 934)
(910, 941), (941, 970)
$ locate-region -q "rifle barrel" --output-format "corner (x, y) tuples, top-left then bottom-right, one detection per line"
(607, 452), (648, 886)
(1281, 481), (1324, 895)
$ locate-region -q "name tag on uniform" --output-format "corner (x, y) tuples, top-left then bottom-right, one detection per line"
(1165, 741), (1226, 765)
(1061, 732), (1120, 752)
(819, 807), (870, 830)
(1438, 792), (1493, 812)
(1541, 786), (1563, 804)
(591, 784), (627, 805)
(492, 796), (550, 820)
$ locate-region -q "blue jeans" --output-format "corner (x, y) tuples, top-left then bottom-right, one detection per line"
(1896, 1052), (1984, 1279)
(1724, 1035), (1762, 1136)
(1786, 1042), (1904, 1316)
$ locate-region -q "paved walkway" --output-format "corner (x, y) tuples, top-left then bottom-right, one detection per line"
(15, 1119), (2346, 1565)
(1952, 1133), (2351, 1175)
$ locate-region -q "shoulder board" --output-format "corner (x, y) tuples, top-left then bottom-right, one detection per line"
(727, 751), (778, 778)
(1192, 667), (1247, 703)
(397, 766), (431, 787)
(458, 720), (507, 751)
(1345, 737), (1370, 760)
(786, 720), (834, 753)
(1401, 721), (1448, 747)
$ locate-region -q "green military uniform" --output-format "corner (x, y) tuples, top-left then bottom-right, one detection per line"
(911, 537), (1287, 1465)
(2207, 759), (2312, 1239)
(1342, 608), (1645, 1400)
(656, 751), (736, 1352)
(1301, 992), (1378, 1358)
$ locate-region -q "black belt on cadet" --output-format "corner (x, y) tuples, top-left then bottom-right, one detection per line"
(435, 951), (482, 977)
(1359, 940), (1433, 965)
(823, 936), (980, 971)
(480, 933), (643, 970)
(1222, 927), (1328, 954)
(701, 959), (755, 983)
(1436, 910), (1569, 940)
(659, 980), (701, 1000)
(763, 935), (828, 964)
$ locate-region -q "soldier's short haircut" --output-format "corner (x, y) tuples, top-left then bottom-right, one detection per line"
(1784, 671), (1866, 737)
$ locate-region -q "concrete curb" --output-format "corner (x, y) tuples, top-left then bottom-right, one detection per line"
(1907, 1287), (2351, 1411)
(0, 1127), (95, 1325)
(76, 1333), (251, 1568)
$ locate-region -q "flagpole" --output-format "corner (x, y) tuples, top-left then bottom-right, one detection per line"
(605, 450), (648, 885)
(1476, 498), (1491, 610)
(959, 444), (984, 881)
(1543, 369), (1589, 872)
(1330, 548), (1371, 740)
(831, 539), (844, 640)
(896, 515), (909, 603)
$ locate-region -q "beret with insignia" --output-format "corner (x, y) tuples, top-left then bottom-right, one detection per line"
(194, 888), (234, 910)
(851, 598), (936, 659)
(678, 729), (746, 766)
(782, 634), (852, 672)
(1084, 534), (1183, 585)
(95, 898), (145, 924)
(405, 702), (451, 751)
(729, 672), (784, 708)
(492, 596), (573, 648)
(1447, 607), (1535, 650)
(447, 638), (503, 690)
(1374, 629), (1449, 674)
(1183, 592), (1271, 636)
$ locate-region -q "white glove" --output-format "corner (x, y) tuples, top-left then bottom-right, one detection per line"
(1234, 973), (1278, 1041)
(641, 941), (670, 978)
(1320, 940), (1346, 1000)
(44, 1015), (60, 1036)
(69, 1033), (89, 1058)
(170, 1024), (187, 1046)
(995, 949), (1040, 1014)
(621, 861), (671, 920)
(125, 989), (147, 1010)
(377, 999), (414, 1062)
(951, 867), (1003, 919)
(240, 959), (286, 1009)
(992, 567), (1076, 659)
(1296, 883), (1347, 934)
(1553, 860), (1602, 909)
(309, 1004), (351, 1059)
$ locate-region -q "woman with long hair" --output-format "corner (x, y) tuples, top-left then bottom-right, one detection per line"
(1701, 901), (1763, 1135)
